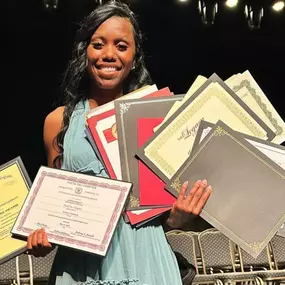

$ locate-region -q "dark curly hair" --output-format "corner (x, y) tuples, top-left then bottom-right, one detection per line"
(53, 0), (152, 167)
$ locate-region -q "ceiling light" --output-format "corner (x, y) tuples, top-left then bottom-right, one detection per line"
(198, 0), (219, 25)
(244, 4), (264, 29)
(225, 0), (238, 8)
(272, 0), (285, 11)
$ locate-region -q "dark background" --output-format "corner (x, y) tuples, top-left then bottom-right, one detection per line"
(1, 0), (285, 179)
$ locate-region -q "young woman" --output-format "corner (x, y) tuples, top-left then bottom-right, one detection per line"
(27, 2), (212, 284)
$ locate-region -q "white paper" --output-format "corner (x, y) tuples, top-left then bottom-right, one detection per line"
(12, 166), (132, 256)
(96, 115), (122, 180)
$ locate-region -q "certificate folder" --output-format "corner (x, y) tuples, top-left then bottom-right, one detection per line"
(136, 73), (275, 187)
(166, 121), (285, 258)
(114, 95), (183, 208)
(11, 166), (132, 257)
(0, 156), (31, 264)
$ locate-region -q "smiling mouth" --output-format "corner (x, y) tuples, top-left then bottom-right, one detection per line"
(97, 66), (121, 72)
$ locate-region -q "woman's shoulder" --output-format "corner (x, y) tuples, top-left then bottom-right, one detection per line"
(44, 106), (65, 130)
(43, 106), (65, 146)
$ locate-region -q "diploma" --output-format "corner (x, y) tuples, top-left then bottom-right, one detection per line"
(194, 120), (285, 169)
(115, 95), (180, 209)
(86, 85), (158, 180)
(193, 120), (285, 239)
(136, 74), (275, 184)
(227, 70), (285, 144)
(153, 75), (207, 132)
(166, 121), (285, 258)
(0, 157), (31, 264)
(11, 166), (132, 256)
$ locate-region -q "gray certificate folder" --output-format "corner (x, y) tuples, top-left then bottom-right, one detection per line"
(115, 95), (184, 210)
(166, 121), (285, 258)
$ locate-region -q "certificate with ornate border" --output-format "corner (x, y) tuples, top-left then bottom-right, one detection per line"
(192, 120), (285, 238)
(193, 120), (285, 168)
(227, 70), (285, 144)
(86, 85), (160, 180)
(166, 121), (285, 258)
(87, 108), (120, 180)
(86, 85), (158, 120)
(136, 73), (275, 184)
(11, 166), (132, 256)
(115, 95), (182, 208)
(0, 157), (31, 264)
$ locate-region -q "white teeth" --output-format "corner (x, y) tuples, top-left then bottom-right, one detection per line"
(101, 67), (116, 72)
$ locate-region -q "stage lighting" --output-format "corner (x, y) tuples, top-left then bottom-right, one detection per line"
(44, 0), (58, 9)
(225, 0), (239, 8)
(272, 0), (285, 11)
(244, 2), (264, 29)
(198, 0), (219, 25)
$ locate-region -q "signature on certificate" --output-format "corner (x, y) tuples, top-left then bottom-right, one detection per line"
(177, 119), (203, 141)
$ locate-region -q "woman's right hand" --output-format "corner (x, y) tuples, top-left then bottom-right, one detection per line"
(27, 228), (53, 257)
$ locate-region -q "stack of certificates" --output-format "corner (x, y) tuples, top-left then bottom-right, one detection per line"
(85, 70), (285, 258)
(2, 70), (285, 264)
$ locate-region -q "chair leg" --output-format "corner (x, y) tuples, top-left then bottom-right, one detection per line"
(254, 276), (264, 285)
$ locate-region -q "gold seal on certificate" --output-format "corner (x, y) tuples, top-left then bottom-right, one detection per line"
(11, 166), (132, 256)
(0, 157), (31, 264)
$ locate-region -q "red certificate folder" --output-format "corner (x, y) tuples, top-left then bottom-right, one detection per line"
(86, 87), (172, 180)
(126, 207), (171, 226)
(138, 118), (176, 206)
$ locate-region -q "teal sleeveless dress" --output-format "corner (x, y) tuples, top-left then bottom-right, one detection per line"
(48, 100), (182, 285)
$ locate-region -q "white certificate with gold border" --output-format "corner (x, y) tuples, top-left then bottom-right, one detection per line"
(136, 74), (275, 184)
(11, 166), (132, 256)
(0, 157), (31, 264)
(154, 75), (208, 132)
(227, 70), (285, 144)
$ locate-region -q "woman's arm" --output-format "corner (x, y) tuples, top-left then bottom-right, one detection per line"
(26, 106), (64, 257)
(43, 106), (64, 168)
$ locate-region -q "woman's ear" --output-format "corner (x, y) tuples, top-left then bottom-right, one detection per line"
(132, 61), (136, 70)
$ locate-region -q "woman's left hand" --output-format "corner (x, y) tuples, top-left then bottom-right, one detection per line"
(167, 179), (212, 229)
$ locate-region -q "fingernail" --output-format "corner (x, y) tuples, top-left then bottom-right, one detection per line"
(202, 179), (207, 185)
(196, 180), (202, 185)
(183, 181), (189, 187)
(207, 185), (212, 192)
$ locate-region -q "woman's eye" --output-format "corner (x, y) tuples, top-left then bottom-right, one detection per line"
(92, 42), (103, 49)
(117, 44), (127, 51)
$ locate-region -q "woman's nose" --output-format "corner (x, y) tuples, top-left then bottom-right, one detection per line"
(102, 45), (117, 62)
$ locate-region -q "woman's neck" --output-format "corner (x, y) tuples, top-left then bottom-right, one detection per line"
(89, 84), (123, 109)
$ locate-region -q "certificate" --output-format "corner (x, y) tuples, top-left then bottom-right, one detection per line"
(0, 157), (31, 264)
(192, 120), (285, 238)
(115, 94), (180, 208)
(193, 120), (285, 169)
(227, 70), (285, 144)
(136, 73), (275, 184)
(166, 121), (285, 258)
(87, 108), (121, 180)
(86, 85), (158, 119)
(11, 166), (132, 256)
(154, 75), (207, 132)
(86, 85), (159, 180)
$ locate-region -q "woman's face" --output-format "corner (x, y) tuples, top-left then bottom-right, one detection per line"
(87, 16), (135, 91)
